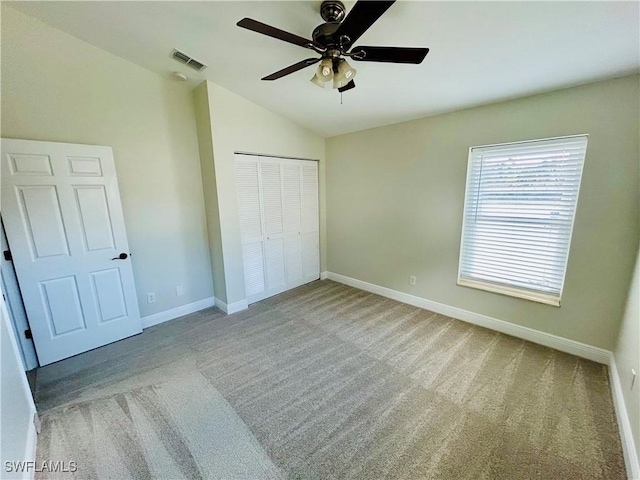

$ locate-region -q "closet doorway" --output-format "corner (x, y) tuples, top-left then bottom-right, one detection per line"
(235, 154), (320, 304)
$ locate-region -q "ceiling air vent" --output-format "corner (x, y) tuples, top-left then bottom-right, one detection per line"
(171, 49), (207, 72)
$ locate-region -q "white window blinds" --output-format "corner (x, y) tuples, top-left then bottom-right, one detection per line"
(458, 135), (588, 306)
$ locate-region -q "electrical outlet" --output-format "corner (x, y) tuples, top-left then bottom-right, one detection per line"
(409, 276), (417, 286)
(147, 292), (156, 304)
(632, 369), (636, 391)
(176, 285), (184, 296)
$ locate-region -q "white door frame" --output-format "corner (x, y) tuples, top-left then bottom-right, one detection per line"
(1, 219), (39, 370)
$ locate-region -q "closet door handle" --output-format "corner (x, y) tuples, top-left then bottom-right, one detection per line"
(111, 253), (129, 260)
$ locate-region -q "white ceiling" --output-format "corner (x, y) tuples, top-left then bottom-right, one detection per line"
(9, 1), (640, 137)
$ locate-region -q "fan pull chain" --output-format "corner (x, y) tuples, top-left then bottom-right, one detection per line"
(340, 91), (343, 105)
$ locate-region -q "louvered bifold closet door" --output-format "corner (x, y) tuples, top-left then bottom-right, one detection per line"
(235, 155), (320, 304)
(282, 162), (304, 285)
(301, 162), (320, 282)
(235, 157), (266, 301)
(261, 159), (287, 296)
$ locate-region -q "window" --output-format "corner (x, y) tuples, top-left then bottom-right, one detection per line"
(458, 135), (588, 306)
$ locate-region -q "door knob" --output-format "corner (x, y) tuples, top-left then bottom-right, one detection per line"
(111, 253), (129, 260)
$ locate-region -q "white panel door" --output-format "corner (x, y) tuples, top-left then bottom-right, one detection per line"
(1, 139), (142, 365)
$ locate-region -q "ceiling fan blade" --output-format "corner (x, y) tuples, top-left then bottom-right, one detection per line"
(262, 58), (321, 81)
(335, 1), (395, 49)
(351, 46), (429, 64)
(338, 80), (356, 93)
(237, 18), (319, 50)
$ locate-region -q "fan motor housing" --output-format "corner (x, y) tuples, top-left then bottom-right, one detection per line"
(312, 22), (341, 47)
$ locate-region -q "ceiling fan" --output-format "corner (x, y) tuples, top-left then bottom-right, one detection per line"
(237, 0), (429, 93)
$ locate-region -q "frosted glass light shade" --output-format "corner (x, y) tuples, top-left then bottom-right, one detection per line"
(310, 73), (325, 88)
(317, 58), (334, 82)
(332, 59), (356, 89)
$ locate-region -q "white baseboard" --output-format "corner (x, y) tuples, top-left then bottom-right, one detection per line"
(320, 271), (328, 280)
(215, 297), (249, 315)
(609, 354), (640, 480)
(141, 297), (216, 329)
(325, 272), (611, 365)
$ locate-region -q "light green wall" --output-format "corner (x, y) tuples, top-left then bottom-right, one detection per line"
(1, 7), (214, 316)
(615, 246), (640, 463)
(199, 81), (326, 305)
(194, 83), (227, 303)
(326, 75), (640, 350)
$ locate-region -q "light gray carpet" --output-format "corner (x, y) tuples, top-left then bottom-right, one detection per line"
(33, 280), (625, 479)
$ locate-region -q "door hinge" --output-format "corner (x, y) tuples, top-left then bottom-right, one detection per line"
(3, 250), (12, 261)
(24, 329), (32, 339)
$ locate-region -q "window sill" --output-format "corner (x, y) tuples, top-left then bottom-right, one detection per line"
(457, 277), (561, 307)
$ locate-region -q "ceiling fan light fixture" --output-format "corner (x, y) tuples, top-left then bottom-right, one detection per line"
(332, 59), (357, 89)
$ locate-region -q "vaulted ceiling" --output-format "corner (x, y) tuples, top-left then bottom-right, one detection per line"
(9, 1), (640, 137)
